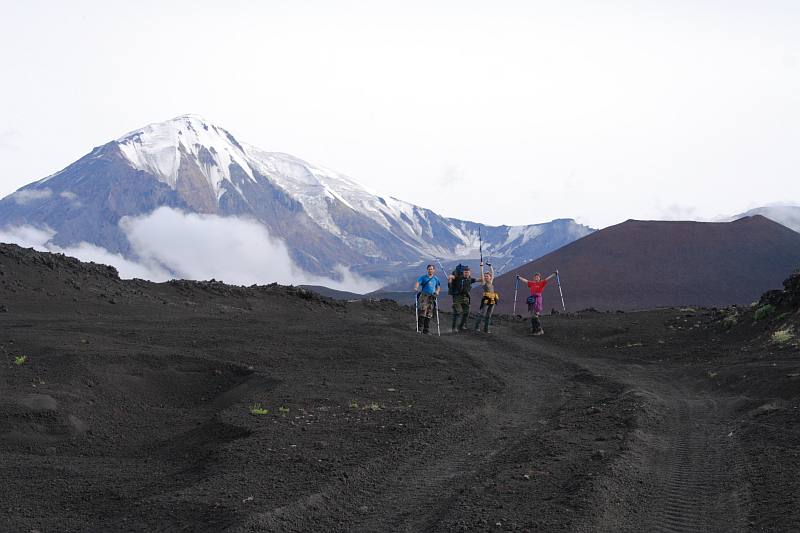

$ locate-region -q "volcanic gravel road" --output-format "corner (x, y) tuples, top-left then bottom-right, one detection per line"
(1, 245), (798, 532)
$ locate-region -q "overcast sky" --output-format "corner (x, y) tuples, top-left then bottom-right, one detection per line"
(1, 0), (798, 229)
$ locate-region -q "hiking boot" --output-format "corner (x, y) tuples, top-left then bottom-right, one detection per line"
(423, 317), (430, 334)
(533, 329), (544, 336)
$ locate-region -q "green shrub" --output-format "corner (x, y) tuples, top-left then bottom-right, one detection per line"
(754, 304), (776, 321)
(13, 355), (27, 366)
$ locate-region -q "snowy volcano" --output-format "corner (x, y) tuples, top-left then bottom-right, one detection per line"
(0, 115), (593, 282)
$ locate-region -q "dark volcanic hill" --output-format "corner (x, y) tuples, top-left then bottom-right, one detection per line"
(491, 215), (800, 312)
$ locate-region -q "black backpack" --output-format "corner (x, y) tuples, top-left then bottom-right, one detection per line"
(448, 264), (464, 295)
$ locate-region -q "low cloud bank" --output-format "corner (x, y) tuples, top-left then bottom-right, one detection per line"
(0, 207), (382, 294)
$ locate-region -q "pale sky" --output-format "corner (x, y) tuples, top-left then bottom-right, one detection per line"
(1, 0), (798, 228)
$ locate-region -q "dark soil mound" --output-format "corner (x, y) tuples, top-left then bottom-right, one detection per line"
(491, 216), (800, 312)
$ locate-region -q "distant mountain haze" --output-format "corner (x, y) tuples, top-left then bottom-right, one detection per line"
(729, 205), (800, 234)
(490, 217), (800, 312)
(0, 115), (593, 286)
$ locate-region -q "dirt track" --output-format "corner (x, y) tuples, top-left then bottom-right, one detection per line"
(1, 245), (799, 532)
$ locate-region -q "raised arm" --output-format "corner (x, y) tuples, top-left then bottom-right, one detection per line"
(516, 275), (529, 284)
(545, 272), (557, 281)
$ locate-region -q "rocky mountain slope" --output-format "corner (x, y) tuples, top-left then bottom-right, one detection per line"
(0, 115), (592, 282)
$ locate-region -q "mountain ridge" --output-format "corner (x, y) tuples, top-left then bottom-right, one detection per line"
(0, 114), (594, 283)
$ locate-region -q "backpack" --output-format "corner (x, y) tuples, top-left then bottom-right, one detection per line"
(448, 264), (465, 295)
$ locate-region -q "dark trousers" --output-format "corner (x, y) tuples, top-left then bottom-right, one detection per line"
(473, 303), (495, 332)
(452, 295), (470, 330)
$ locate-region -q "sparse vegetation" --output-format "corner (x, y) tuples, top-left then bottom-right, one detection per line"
(771, 327), (794, 345)
(722, 315), (738, 329)
(754, 304), (776, 321)
(278, 406), (290, 415)
(364, 402), (382, 411)
(13, 355), (27, 366)
(250, 403), (269, 416)
(349, 400), (359, 409)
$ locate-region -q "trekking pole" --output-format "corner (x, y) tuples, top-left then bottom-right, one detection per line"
(414, 292), (420, 332)
(556, 269), (566, 312)
(478, 225), (483, 265)
(434, 296), (441, 336)
(513, 275), (519, 317)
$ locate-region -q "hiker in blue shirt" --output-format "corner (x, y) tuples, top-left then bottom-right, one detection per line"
(414, 264), (441, 334)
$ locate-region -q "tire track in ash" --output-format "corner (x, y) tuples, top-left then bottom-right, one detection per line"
(350, 331), (623, 532)
(545, 341), (752, 533)
(239, 330), (573, 532)
(634, 398), (749, 533)
(351, 333), (557, 532)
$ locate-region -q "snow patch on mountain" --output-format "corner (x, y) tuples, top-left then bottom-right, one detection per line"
(244, 144), (430, 241)
(506, 225), (544, 246)
(117, 114), (254, 197)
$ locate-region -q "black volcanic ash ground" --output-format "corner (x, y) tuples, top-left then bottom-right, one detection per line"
(1, 244), (799, 532)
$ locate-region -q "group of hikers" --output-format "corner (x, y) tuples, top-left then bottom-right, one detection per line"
(413, 262), (558, 336)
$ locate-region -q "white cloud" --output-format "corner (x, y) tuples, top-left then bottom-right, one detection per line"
(60, 241), (172, 280)
(12, 188), (52, 204)
(1, 209), (382, 293)
(120, 207), (382, 293)
(0, 225), (55, 250)
(0, 224), (170, 280)
(655, 204), (700, 221)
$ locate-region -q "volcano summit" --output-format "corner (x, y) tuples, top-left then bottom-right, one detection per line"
(0, 115), (592, 283)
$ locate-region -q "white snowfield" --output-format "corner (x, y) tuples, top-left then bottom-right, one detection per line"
(113, 114), (575, 260)
(118, 115), (255, 199)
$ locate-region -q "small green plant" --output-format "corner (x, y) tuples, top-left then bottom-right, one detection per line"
(754, 304), (776, 321)
(364, 402), (382, 411)
(722, 315), (738, 329)
(278, 406), (290, 415)
(13, 355), (27, 366)
(250, 403), (269, 416)
(771, 327), (794, 345)
(349, 400), (359, 409)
